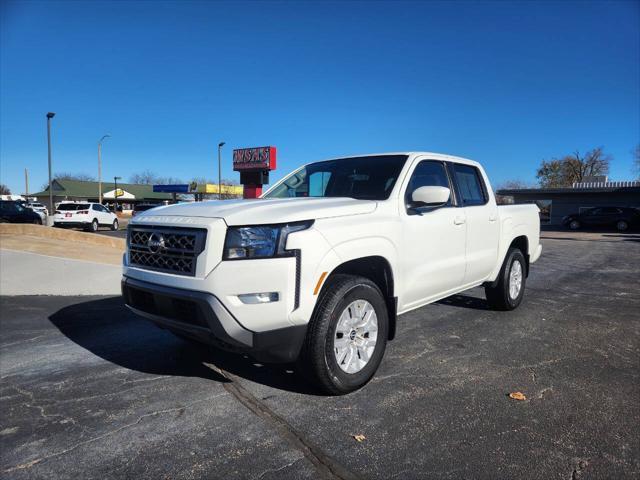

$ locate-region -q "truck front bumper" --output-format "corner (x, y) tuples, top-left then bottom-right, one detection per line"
(121, 276), (307, 363)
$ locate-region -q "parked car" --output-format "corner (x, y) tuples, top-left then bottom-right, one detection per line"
(27, 202), (49, 216)
(132, 203), (160, 217)
(0, 200), (43, 224)
(53, 202), (119, 232)
(121, 152), (542, 394)
(561, 207), (640, 231)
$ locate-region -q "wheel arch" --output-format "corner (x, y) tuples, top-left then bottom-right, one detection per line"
(320, 255), (398, 341)
(509, 235), (529, 275)
(486, 231), (532, 285)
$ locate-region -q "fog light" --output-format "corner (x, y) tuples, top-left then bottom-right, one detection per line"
(238, 292), (279, 304)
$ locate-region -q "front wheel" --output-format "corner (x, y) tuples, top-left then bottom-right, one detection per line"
(485, 248), (527, 311)
(569, 219), (581, 230)
(111, 219), (119, 231)
(616, 220), (629, 232)
(300, 274), (388, 395)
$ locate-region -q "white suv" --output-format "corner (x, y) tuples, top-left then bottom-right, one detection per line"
(54, 202), (118, 232)
(27, 202), (49, 217)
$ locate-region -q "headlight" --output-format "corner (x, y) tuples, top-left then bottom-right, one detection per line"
(223, 221), (313, 260)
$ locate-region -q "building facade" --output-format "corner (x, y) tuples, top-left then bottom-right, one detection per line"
(497, 181), (640, 226)
(32, 179), (173, 210)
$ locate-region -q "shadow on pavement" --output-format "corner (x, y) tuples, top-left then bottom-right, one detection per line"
(436, 294), (489, 310)
(48, 296), (321, 395)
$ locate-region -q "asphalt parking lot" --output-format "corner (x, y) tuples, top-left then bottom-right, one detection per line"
(1, 232), (639, 479)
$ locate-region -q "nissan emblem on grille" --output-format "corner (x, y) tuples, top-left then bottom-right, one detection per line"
(147, 233), (166, 253)
(127, 227), (207, 277)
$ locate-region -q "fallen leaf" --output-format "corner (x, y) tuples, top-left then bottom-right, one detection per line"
(352, 434), (366, 442)
(509, 391), (527, 401)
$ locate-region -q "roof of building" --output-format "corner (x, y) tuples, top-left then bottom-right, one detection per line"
(31, 179), (173, 200)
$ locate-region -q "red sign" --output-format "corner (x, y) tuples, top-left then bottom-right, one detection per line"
(233, 146), (277, 171)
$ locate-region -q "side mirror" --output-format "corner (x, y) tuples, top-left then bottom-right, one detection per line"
(410, 186), (450, 207)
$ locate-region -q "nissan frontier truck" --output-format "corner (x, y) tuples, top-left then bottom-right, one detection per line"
(122, 152), (542, 394)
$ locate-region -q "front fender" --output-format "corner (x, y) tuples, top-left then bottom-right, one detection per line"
(288, 234), (399, 326)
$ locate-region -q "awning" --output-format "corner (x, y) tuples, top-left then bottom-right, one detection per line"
(103, 189), (135, 200)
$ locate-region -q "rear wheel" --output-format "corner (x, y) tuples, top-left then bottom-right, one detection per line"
(300, 274), (388, 395)
(616, 220), (629, 232)
(86, 219), (99, 232)
(569, 219), (581, 230)
(33, 218), (42, 225)
(485, 248), (527, 311)
(111, 219), (119, 231)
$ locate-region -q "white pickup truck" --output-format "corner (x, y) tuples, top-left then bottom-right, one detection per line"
(122, 152), (542, 394)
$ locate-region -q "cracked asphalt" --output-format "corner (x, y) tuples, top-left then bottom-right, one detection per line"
(1, 232), (639, 479)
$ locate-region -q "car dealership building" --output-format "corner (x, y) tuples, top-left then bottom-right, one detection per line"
(497, 181), (640, 226)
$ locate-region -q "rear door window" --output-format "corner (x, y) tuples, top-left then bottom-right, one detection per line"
(452, 164), (488, 206)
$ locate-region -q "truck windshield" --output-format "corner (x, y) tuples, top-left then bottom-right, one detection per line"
(264, 155), (408, 200)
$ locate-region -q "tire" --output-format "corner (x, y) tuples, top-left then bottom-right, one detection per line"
(111, 219), (119, 231)
(485, 248), (527, 311)
(33, 219), (42, 225)
(569, 219), (581, 230)
(86, 219), (99, 232)
(300, 274), (388, 395)
(616, 220), (629, 232)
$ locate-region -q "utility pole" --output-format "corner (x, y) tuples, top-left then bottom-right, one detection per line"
(218, 141), (225, 200)
(46, 112), (56, 219)
(98, 134), (111, 204)
(114, 176), (121, 213)
(24, 168), (29, 197)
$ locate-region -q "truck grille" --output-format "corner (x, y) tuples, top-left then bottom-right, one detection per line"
(127, 226), (207, 276)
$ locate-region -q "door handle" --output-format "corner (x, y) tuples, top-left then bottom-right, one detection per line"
(489, 215), (497, 222)
(454, 217), (466, 225)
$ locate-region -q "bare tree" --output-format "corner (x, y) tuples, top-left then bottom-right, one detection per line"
(496, 179), (532, 190)
(129, 170), (159, 185)
(129, 170), (183, 185)
(0, 184), (11, 195)
(536, 147), (611, 187)
(55, 172), (96, 182)
(563, 148), (610, 183)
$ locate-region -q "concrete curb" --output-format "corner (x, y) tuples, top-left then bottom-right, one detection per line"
(0, 224), (125, 249)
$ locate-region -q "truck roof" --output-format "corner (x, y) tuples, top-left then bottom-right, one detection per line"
(311, 152), (481, 168)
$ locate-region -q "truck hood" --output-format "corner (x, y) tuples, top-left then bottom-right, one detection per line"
(133, 197), (377, 226)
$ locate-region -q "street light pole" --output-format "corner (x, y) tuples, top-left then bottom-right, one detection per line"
(98, 134), (111, 204)
(218, 141), (225, 200)
(46, 112), (56, 219)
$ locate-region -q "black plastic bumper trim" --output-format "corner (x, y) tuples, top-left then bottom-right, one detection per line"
(122, 276), (307, 363)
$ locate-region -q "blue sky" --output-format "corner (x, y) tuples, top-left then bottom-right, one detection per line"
(1, 0), (638, 194)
